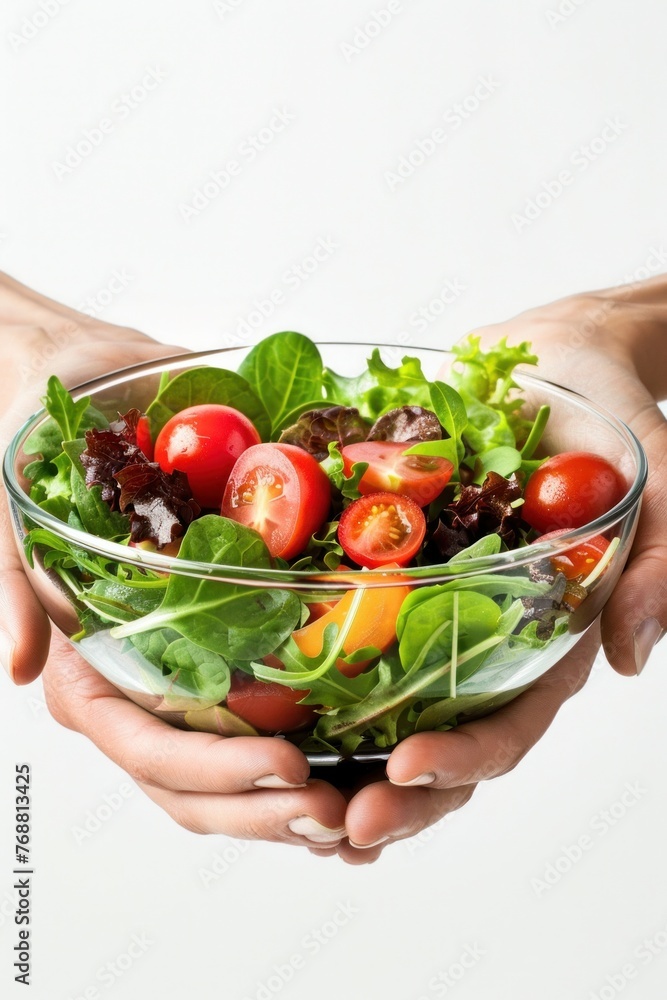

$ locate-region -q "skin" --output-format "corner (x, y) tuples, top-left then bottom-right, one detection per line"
(1, 272), (666, 864)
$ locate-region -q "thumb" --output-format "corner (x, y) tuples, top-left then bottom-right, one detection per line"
(601, 397), (667, 675)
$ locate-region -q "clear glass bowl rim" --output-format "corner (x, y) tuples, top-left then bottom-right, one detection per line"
(2, 342), (648, 591)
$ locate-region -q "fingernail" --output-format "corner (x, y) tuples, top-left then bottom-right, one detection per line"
(389, 772), (436, 787)
(634, 617), (665, 675)
(0, 629), (15, 681)
(287, 816), (346, 844)
(253, 774), (307, 790)
(348, 835), (390, 850)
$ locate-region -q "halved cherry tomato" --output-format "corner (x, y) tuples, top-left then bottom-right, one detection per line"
(221, 443), (331, 560)
(341, 441), (453, 507)
(225, 671), (316, 734)
(537, 528), (610, 580)
(283, 565), (411, 677)
(522, 451), (625, 534)
(136, 414), (154, 461)
(155, 404), (261, 508)
(338, 492), (426, 569)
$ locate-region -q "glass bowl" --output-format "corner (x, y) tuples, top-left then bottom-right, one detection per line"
(2, 343), (648, 765)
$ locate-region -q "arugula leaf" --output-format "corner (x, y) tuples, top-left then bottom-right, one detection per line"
(36, 376), (99, 444)
(294, 520), (344, 572)
(320, 441), (367, 501)
(77, 580), (165, 624)
(25, 404), (108, 464)
(146, 366), (271, 440)
(238, 332), (324, 434)
(313, 632), (504, 744)
(109, 516), (301, 660)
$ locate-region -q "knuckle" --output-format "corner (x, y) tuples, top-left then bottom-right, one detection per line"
(117, 756), (156, 786)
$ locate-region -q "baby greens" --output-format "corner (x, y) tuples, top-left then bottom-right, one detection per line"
(19, 331), (580, 756)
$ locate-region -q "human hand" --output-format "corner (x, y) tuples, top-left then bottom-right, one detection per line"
(0, 273), (350, 851)
(337, 275), (667, 863)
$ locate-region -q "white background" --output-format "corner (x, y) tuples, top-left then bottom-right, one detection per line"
(1, 1), (667, 998)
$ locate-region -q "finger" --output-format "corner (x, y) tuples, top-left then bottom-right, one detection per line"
(0, 272), (170, 346)
(344, 781), (476, 850)
(43, 634), (310, 792)
(0, 491), (51, 683)
(387, 622), (600, 789)
(136, 778), (348, 846)
(602, 401), (667, 675)
(1, 333), (188, 407)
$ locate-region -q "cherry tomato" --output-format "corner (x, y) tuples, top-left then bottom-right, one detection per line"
(226, 671), (316, 734)
(154, 404), (261, 509)
(522, 451), (625, 534)
(342, 441), (453, 507)
(338, 492), (426, 569)
(136, 414), (154, 460)
(537, 528), (610, 580)
(221, 443), (331, 560)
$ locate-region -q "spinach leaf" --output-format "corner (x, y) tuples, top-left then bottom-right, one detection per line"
(110, 515), (301, 659)
(160, 637), (231, 706)
(146, 367), (271, 440)
(397, 591), (501, 688)
(128, 628), (180, 668)
(475, 445), (523, 481)
(238, 332), (324, 434)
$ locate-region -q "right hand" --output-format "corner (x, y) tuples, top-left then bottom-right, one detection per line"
(0, 273), (350, 851)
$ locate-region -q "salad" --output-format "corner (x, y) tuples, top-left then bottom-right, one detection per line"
(19, 333), (626, 755)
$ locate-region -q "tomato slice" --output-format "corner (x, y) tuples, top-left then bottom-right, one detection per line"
(338, 492), (426, 569)
(226, 671), (316, 733)
(537, 528), (610, 580)
(221, 443), (331, 560)
(341, 441), (453, 507)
